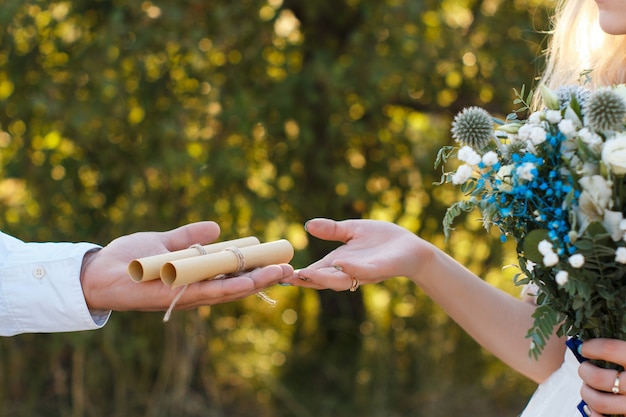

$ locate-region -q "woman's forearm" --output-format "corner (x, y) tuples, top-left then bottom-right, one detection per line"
(410, 242), (566, 384)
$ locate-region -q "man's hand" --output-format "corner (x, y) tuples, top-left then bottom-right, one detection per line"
(80, 222), (293, 311)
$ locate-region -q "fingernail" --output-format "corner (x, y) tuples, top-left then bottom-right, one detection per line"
(304, 220), (311, 232)
(279, 282), (292, 287)
(577, 343), (583, 357)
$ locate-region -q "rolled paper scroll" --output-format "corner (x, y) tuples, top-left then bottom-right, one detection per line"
(128, 236), (260, 282)
(160, 239), (294, 287)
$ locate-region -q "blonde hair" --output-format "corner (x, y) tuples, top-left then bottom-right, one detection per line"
(539, 0), (626, 90)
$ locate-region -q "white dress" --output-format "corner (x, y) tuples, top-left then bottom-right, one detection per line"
(520, 348), (583, 417)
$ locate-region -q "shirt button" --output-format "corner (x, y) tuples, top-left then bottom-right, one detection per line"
(33, 266), (46, 279)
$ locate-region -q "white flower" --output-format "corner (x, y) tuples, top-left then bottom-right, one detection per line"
(568, 254), (585, 268)
(576, 176), (613, 232)
(528, 111), (542, 125)
(563, 106), (583, 127)
(616, 247), (626, 264)
(560, 137), (577, 154)
(546, 110), (562, 124)
(497, 122), (522, 135)
(543, 252), (559, 267)
(529, 126), (547, 145)
(540, 84), (560, 110)
(558, 119), (577, 137)
(578, 175), (613, 213)
(495, 164), (514, 192)
(555, 270), (569, 285)
(451, 164), (474, 185)
(526, 260), (536, 272)
(516, 162), (537, 181)
(457, 146), (481, 165)
(517, 124), (533, 140)
(602, 134), (626, 175)
(603, 210), (626, 241)
(538, 240), (554, 255)
(525, 141), (538, 155)
(578, 127), (603, 150)
(482, 151), (499, 166)
(574, 160), (599, 177)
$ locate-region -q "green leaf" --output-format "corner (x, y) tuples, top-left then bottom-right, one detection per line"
(522, 229), (550, 264)
(442, 200), (479, 240)
(434, 145), (455, 169)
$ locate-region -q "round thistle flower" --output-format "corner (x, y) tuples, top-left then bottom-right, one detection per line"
(556, 85), (591, 111)
(502, 141), (527, 162)
(584, 88), (626, 132)
(451, 106), (494, 151)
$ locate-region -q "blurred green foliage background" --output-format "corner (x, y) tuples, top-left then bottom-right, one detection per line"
(0, 0), (553, 416)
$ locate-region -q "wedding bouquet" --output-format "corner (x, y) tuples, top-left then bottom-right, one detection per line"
(436, 83), (626, 360)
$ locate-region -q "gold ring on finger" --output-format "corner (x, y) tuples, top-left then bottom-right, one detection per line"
(349, 276), (360, 292)
(612, 370), (621, 395)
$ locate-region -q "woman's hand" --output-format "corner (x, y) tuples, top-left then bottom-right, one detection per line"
(80, 221), (293, 311)
(579, 338), (626, 416)
(280, 218), (427, 291)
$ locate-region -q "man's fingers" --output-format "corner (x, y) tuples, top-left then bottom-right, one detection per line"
(160, 221), (221, 251)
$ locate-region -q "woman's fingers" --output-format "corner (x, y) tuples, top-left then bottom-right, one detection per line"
(579, 339), (626, 416)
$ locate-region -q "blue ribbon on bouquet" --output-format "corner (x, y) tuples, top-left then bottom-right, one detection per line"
(565, 337), (590, 417)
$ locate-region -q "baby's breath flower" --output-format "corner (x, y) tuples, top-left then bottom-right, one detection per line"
(517, 124), (532, 140)
(546, 110), (562, 124)
(457, 146), (481, 165)
(578, 127), (603, 150)
(538, 240), (554, 256)
(568, 254), (585, 268)
(585, 88), (626, 132)
(615, 247), (626, 264)
(516, 162), (537, 181)
(482, 151), (499, 166)
(451, 107), (494, 150)
(555, 270), (569, 285)
(528, 112), (542, 125)
(529, 126), (547, 145)
(558, 119), (577, 137)
(451, 164), (473, 185)
(543, 252), (559, 267)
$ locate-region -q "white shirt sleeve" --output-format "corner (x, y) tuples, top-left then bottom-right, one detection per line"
(0, 231), (111, 336)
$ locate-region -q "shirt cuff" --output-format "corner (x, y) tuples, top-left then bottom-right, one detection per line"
(0, 241), (112, 336)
